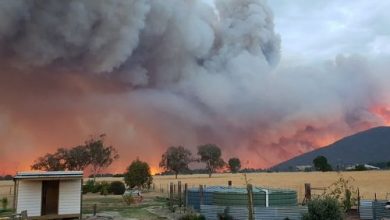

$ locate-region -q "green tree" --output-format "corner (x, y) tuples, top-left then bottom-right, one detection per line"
(64, 145), (90, 171)
(86, 134), (119, 181)
(228, 157), (241, 173)
(124, 159), (153, 189)
(303, 196), (344, 220)
(31, 148), (67, 171)
(197, 144), (225, 178)
(159, 146), (192, 179)
(313, 156), (332, 172)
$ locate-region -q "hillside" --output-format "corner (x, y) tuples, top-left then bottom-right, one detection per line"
(272, 126), (390, 171)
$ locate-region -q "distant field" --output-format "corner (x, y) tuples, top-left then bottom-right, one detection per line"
(2, 170), (389, 205)
(150, 171), (390, 202)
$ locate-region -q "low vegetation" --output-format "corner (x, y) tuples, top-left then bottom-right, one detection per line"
(124, 159), (153, 189)
(303, 196), (344, 220)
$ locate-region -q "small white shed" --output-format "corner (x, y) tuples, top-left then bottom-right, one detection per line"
(14, 171), (83, 220)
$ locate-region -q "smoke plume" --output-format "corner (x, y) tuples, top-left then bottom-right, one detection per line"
(0, 0), (389, 173)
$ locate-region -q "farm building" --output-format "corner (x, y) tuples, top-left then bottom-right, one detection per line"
(13, 171), (83, 220)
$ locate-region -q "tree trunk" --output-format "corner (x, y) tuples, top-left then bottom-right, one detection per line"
(175, 172), (178, 179)
(208, 171), (212, 178)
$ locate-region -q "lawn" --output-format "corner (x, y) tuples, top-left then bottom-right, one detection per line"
(82, 193), (170, 219)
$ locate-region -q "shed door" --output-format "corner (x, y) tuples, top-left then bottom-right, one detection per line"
(41, 180), (59, 215)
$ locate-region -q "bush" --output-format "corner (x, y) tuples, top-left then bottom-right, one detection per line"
(110, 181), (126, 195)
(324, 176), (358, 211)
(303, 196), (344, 220)
(98, 181), (111, 195)
(124, 159), (153, 189)
(122, 194), (135, 205)
(83, 180), (95, 194)
(178, 213), (206, 220)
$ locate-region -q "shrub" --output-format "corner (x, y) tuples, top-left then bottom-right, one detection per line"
(178, 213), (206, 220)
(124, 159), (153, 189)
(83, 180), (95, 194)
(99, 181), (111, 195)
(110, 181), (126, 195)
(122, 194), (135, 205)
(324, 176), (358, 211)
(217, 207), (234, 220)
(91, 182), (101, 193)
(303, 196), (344, 220)
(1, 197), (7, 210)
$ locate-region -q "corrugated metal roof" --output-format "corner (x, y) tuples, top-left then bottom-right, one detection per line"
(14, 171), (83, 179)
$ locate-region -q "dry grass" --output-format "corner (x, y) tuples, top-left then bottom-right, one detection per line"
(151, 171), (390, 202)
(2, 170), (389, 205)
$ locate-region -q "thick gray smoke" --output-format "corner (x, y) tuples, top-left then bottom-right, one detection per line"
(0, 0), (389, 172)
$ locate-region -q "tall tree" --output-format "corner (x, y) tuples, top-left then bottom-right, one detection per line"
(64, 145), (90, 171)
(124, 159), (153, 189)
(31, 148), (67, 171)
(313, 155), (332, 172)
(197, 144), (225, 178)
(228, 157), (241, 173)
(159, 146), (192, 179)
(86, 134), (119, 181)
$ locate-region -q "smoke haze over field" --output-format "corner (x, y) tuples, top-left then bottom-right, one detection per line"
(0, 0), (389, 174)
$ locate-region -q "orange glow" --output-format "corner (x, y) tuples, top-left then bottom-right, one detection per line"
(372, 106), (390, 126)
(150, 166), (161, 175)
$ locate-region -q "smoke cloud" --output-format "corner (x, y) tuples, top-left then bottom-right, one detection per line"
(0, 0), (389, 173)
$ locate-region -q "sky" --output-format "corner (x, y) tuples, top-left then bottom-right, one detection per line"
(0, 0), (389, 175)
(268, 0), (390, 64)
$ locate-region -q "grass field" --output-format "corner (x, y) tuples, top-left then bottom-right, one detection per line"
(1, 170), (389, 207)
(151, 171), (390, 202)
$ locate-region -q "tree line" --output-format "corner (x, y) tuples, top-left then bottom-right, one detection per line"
(159, 144), (242, 178)
(31, 134), (119, 181)
(30, 137), (242, 181)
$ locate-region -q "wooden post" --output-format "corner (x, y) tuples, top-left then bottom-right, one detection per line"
(184, 183), (188, 209)
(304, 183), (311, 204)
(13, 179), (17, 210)
(247, 184), (254, 220)
(228, 180), (232, 187)
(357, 188), (360, 214)
(178, 181), (182, 208)
(93, 204), (97, 216)
(199, 185), (204, 206)
(170, 182), (174, 209)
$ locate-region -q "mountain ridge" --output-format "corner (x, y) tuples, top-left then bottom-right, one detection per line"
(272, 126), (390, 170)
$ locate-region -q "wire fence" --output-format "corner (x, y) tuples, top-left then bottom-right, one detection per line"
(0, 185), (14, 210)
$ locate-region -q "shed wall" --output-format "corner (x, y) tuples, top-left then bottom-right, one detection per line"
(58, 179), (81, 215)
(17, 180), (42, 217)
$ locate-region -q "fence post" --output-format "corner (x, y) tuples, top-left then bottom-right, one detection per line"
(178, 181), (182, 208)
(93, 204), (97, 216)
(304, 183), (311, 204)
(184, 183), (188, 209)
(247, 184), (254, 220)
(199, 185), (204, 206)
(357, 188), (360, 214)
(170, 183), (174, 208)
